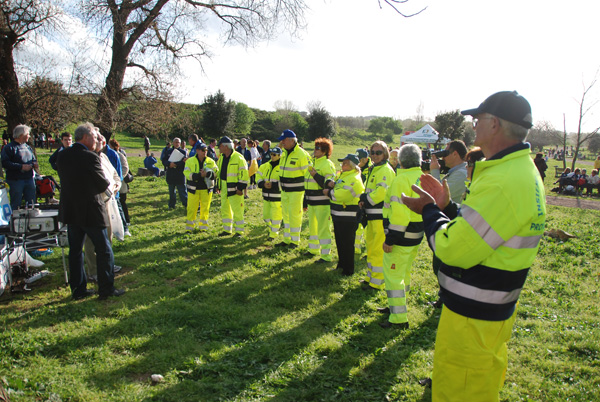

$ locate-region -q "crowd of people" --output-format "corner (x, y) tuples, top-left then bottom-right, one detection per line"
(0, 91), (570, 401)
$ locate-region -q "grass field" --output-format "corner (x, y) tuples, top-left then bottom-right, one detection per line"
(0, 136), (599, 401)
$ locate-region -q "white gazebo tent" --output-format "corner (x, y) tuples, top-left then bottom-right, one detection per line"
(400, 124), (450, 145)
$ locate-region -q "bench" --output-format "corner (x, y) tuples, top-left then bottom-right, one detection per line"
(554, 166), (564, 178)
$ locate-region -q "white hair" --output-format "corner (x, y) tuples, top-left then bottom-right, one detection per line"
(13, 124), (30, 139)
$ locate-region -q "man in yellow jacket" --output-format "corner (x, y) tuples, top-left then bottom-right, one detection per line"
(402, 91), (546, 402)
(257, 147), (283, 239)
(277, 129), (311, 248)
(184, 143), (218, 232)
(216, 136), (249, 236)
(380, 144), (424, 329)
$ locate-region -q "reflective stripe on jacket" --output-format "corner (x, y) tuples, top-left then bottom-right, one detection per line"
(305, 155), (336, 206)
(329, 170), (365, 222)
(184, 156), (218, 193)
(217, 151), (249, 197)
(363, 162), (396, 220)
(257, 160), (281, 202)
(279, 144), (311, 192)
(382, 166), (424, 247)
(423, 145), (546, 321)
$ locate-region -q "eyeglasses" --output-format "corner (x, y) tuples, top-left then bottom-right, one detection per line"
(270, 153), (279, 156)
(314, 147), (321, 151)
(472, 116), (494, 128)
(370, 150), (384, 156)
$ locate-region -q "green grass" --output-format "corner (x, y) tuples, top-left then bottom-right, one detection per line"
(0, 141), (599, 401)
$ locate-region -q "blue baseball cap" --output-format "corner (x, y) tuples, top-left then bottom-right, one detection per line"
(338, 153), (360, 165)
(356, 148), (369, 159)
(270, 147), (283, 155)
(277, 129), (296, 141)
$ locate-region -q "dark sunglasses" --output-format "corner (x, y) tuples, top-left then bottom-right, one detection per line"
(271, 153), (279, 156)
(314, 146), (321, 151)
(370, 150), (384, 156)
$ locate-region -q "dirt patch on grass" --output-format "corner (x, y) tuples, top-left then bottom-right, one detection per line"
(546, 195), (600, 210)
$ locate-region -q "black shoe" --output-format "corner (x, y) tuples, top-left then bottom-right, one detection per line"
(275, 242), (287, 247)
(98, 288), (126, 300)
(418, 378), (432, 388)
(218, 231), (231, 237)
(315, 258), (329, 264)
(377, 307), (390, 314)
(72, 289), (95, 301)
(379, 321), (409, 330)
(361, 283), (376, 291)
(288, 243), (298, 249)
(428, 299), (443, 309)
(303, 251), (315, 257)
(234, 233), (243, 237)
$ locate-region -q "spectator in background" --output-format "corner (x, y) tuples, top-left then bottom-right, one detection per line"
(261, 140), (272, 164)
(143, 135), (151, 154)
(249, 140), (261, 190)
(1, 124), (39, 209)
(161, 138), (188, 209)
(585, 169), (600, 196)
(430, 140), (468, 203)
(110, 138), (131, 236)
(465, 147), (486, 182)
(49, 132), (73, 171)
(389, 148), (400, 172)
(534, 152), (548, 181)
(594, 155), (600, 171)
(144, 152), (161, 176)
(207, 138), (218, 161)
(187, 134), (202, 158)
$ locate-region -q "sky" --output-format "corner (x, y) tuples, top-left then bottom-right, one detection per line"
(15, 0), (600, 134)
(178, 0), (600, 133)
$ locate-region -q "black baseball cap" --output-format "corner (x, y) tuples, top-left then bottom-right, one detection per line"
(461, 91), (533, 129)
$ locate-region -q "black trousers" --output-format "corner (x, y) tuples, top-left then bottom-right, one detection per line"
(333, 219), (358, 276)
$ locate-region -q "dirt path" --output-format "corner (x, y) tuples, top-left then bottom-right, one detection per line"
(546, 195), (600, 210)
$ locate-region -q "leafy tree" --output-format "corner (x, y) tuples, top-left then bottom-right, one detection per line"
(20, 76), (69, 135)
(201, 90), (234, 138)
(250, 109), (278, 141)
(233, 102), (256, 136)
(367, 116), (403, 136)
(0, 0), (57, 133)
(587, 134), (600, 155)
(434, 110), (465, 141)
(272, 109), (308, 140)
(306, 101), (336, 140)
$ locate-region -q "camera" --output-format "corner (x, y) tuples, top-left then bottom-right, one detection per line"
(432, 149), (449, 158)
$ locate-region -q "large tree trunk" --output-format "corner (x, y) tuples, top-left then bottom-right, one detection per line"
(0, 33), (27, 134)
(95, 59), (127, 141)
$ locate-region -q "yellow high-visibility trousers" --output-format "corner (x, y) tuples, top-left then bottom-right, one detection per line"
(197, 190), (212, 231)
(220, 193), (245, 234)
(382, 244), (419, 324)
(262, 200), (282, 239)
(281, 191), (304, 245)
(432, 306), (516, 402)
(307, 204), (332, 261)
(355, 223), (364, 254)
(364, 220), (385, 289)
(186, 191), (201, 231)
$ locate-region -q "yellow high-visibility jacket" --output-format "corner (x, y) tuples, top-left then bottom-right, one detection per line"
(257, 160), (281, 202)
(422, 144), (546, 321)
(327, 170), (365, 222)
(382, 166), (424, 247)
(362, 162), (396, 221)
(279, 144), (311, 192)
(305, 155), (336, 206)
(217, 150), (249, 197)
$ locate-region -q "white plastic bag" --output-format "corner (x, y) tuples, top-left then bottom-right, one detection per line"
(107, 197), (124, 241)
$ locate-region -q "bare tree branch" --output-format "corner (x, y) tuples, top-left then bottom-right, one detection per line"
(378, 0), (428, 18)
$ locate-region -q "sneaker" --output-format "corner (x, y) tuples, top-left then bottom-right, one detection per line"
(124, 230), (132, 237)
(218, 231), (231, 237)
(379, 321), (409, 330)
(114, 265), (122, 273)
(244, 195), (249, 199)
